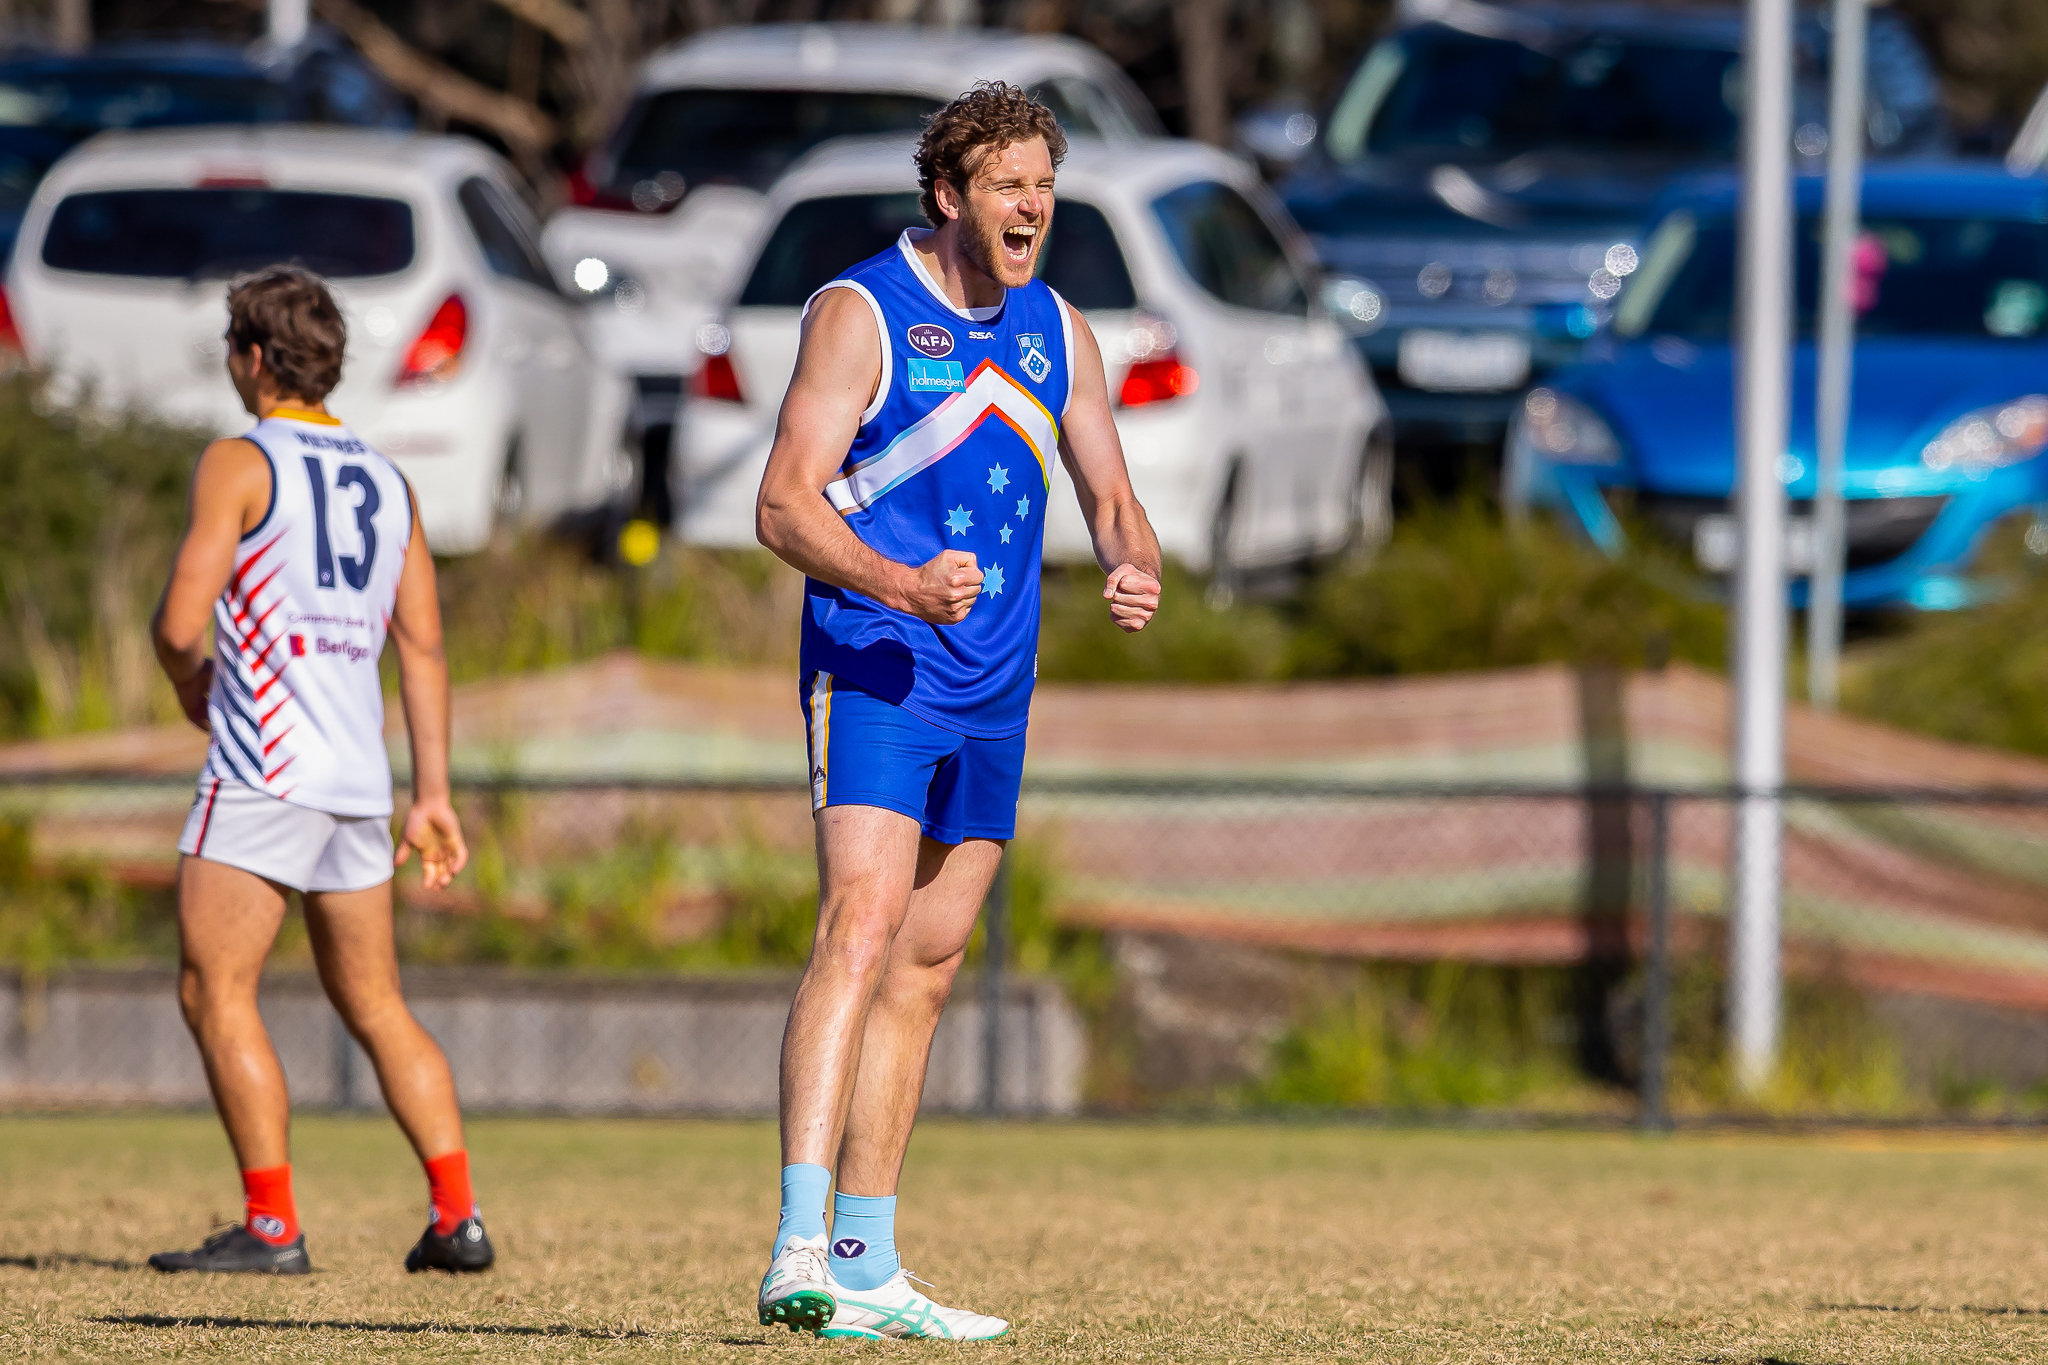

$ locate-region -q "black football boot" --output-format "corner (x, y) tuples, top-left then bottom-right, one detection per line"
(404, 1215), (495, 1273)
(149, 1224), (311, 1274)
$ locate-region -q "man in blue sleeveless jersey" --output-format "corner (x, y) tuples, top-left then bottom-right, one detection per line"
(752, 83), (1161, 1339)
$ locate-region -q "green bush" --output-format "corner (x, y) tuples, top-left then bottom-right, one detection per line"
(0, 373), (200, 735)
(1035, 560), (1289, 683)
(1840, 525), (2048, 756)
(1288, 493), (1727, 678)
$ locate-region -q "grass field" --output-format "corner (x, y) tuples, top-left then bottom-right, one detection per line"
(5, 1116), (2048, 1362)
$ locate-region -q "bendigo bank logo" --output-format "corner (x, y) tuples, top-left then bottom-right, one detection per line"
(906, 323), (955, 358)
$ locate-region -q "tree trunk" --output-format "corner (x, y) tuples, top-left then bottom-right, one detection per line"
(1175, 0), (1230, 147)
(54, 0), (91, 51)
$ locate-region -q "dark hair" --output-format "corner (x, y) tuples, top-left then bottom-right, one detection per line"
(914, 81), (1068, 225)
(225, 265), (347, 403)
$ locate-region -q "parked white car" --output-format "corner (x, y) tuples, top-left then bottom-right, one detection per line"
(676, 136), (1390, 580)
(7, 126), (631, 553)
(539, 22), (1161, 519)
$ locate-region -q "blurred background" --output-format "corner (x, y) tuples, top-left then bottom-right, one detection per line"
(12, 0), (2048, 1125)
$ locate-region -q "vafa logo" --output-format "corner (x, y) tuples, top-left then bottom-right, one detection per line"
(906, 323), (954, 357)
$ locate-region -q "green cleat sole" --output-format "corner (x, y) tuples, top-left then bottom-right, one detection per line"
(759, 1288), (836, 1336)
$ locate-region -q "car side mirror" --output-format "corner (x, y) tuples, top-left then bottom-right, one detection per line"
(1531, 302), (1602, 340)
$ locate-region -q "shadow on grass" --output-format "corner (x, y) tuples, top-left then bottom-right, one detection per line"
(1, 1253), (143, 1271)
(93, 1314), (648, 1339)
(1818, 1302), (2048, 1316)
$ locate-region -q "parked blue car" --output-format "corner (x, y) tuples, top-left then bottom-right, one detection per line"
(1506, 165), (2048, 610)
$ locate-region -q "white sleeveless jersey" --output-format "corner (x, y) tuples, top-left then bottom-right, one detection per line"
(202, 412), (413, 817)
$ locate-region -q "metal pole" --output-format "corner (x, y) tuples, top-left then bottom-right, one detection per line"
(1807, 0), (1867, 710)
(268, 0), (309, 49)
(1730, 0), (1794, 1094)
(980, 854), (1009, 1116)
(1641, 792), (1672, 1131)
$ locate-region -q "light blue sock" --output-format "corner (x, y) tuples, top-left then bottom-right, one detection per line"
(828, 1192), (899, 1291)
(773, 1163), (832, 1258)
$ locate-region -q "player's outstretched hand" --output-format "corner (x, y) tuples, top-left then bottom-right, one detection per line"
(905, 549), (983, 625)
(173, 659), (214, 732)
(1104, 563), (1161, 633)
(397, 797), (470, 891)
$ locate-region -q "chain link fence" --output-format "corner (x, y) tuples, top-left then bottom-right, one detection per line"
(9, 773), (2048, 1122)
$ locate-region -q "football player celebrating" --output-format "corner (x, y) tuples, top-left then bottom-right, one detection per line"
(147, 266), (490, 1275)
(752, 83), (1161, 1338)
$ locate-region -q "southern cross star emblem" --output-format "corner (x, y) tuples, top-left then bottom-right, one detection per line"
(988, 464), (1010, 493)
(984, 563), (1006, 596)
(999, 524), (1013, 544)
(945, 505), (973, 536)
(1016, 495), (1030, 518)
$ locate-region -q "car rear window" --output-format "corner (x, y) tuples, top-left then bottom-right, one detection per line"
(738, 192), (1138, 314)
(1616, 209), (2048, 341)
(739, 192), (925, 307)
(40, 188), (414, 279)
(1151, 181), (1306, 316)
(610, 89), (942, 194)
(1037, 200), (1136, 311)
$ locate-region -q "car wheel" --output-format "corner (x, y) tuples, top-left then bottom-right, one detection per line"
(1345, 424), (1396, 564)
(1206, 462), (1244, 610)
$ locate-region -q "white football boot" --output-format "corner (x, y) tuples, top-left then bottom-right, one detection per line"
(820, 1268), (1010, 1340)
(757, 1233), (836, 1335)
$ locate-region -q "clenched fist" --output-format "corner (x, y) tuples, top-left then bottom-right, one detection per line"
(904, 549), (984, 625)
(1104, 563), (1160, 633)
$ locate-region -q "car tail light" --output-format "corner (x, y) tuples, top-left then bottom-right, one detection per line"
(1118, 352), (1199, 408)
(0, 285), (20, 355)
(693, 352), (744, 404)
(566, 161), (685, 214)
(395, 295), (467, 387)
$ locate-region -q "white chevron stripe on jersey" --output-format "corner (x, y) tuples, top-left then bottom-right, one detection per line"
(825, 359), (1056, 515)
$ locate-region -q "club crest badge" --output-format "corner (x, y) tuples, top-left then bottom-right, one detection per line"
(907, 323), (955, 358)
(1016, 332), (1051, 384)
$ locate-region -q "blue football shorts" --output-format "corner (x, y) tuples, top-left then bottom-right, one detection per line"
(800, 670), (1025, 845)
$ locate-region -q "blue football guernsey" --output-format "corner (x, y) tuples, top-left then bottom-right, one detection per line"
(798, 229), (1073, 739)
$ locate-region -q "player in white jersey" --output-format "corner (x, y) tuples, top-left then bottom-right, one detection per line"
(145, 267), (492, 1276)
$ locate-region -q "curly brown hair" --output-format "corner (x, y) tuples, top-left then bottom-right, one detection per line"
(225, 265), (347, 403)
(914, 81), (1068, 226)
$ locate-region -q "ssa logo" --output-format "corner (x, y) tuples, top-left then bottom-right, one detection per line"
(906, 323), (954, 358)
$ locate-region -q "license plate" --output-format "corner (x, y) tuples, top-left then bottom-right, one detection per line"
(1396, 330), (1531, 392)
(1694, 514), (1815, 573)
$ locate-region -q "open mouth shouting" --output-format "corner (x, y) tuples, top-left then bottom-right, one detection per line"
(1000, 221), (1040, 268)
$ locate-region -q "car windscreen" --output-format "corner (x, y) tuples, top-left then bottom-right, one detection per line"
(41, 188), (414, 279)
(1615, 210), (2048, 342)
(1324, 26), (1739, 163)
(0, 71), (287, 136)
(1152, 180), (1306, 316)
(610, 89), (942, 193)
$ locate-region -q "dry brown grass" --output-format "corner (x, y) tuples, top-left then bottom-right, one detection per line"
(5, 1114), (2048, 1361)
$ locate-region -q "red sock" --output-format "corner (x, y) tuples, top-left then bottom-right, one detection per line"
(424, 1150), (475, 1235)
(241, 1164), (299, 1245)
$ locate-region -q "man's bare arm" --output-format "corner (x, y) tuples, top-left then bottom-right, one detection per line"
(387, 491), (467, 890)
(151, 438), (272, 729)
(755, 288), (983, 626)
(1056, 303), (1162, 633)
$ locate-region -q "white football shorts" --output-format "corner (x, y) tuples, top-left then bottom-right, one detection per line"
(178, 775), (395, 893)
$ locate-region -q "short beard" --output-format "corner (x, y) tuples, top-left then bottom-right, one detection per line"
(957, 201), (1037, 290)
